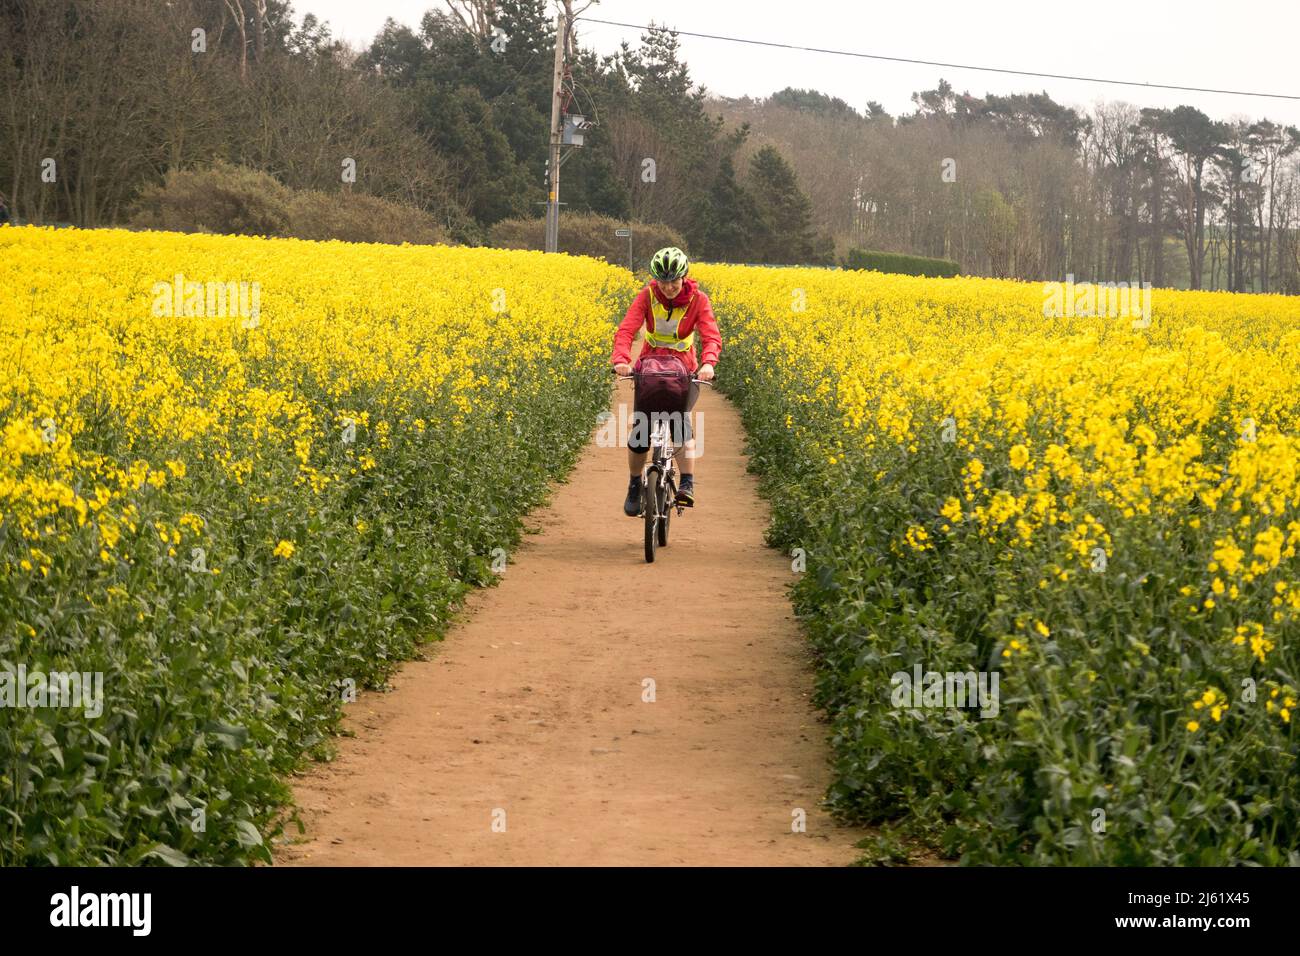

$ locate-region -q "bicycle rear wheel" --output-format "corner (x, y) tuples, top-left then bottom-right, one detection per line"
(643, 470), (659, 563)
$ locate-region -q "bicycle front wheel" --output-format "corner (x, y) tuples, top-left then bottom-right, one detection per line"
(643, 469), (659, 563)
(657, 476), (671, 547)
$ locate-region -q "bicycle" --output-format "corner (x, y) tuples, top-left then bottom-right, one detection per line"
(616, 374), (712, 563)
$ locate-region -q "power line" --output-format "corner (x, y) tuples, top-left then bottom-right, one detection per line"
(576, 17), (1300, 103)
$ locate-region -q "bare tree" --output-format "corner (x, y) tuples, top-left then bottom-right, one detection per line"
(442, 1), (496, 39)
(221, 0), (249, 80)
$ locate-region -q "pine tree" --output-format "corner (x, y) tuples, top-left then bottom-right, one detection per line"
(692, 153), (757, 261)
(747, 145), (819, 264)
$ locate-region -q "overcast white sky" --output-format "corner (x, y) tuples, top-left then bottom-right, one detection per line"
(298, 0), (1300, 126)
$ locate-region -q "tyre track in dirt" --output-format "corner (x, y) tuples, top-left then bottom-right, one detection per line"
(276, 382), (866, 865)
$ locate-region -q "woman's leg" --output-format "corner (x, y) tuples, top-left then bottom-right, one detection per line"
(627, 387), (650, 476)
(676, 382), (701, 478)
(628, 446), (648, 475)
(623, 396), (649, 516)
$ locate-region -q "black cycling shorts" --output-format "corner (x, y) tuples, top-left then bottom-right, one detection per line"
(627, 381), (700, 453)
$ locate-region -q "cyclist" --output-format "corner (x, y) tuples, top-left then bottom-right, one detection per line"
(612, 246), (721, 515)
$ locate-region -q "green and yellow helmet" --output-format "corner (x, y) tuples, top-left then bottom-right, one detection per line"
(649, 246), (689, 281)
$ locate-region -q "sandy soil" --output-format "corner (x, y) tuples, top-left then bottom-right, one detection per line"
(276, 383), (866, 865)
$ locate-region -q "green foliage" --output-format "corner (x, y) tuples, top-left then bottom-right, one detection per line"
(360, 2), (552, 225)
(412, 84), (541, 225)
(3, 376), (598, 864)
(286, 191), (449, 246)
(842, 248), (961, 278)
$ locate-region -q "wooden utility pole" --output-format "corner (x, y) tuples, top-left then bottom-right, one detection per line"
(544, 6), (568, 253)
(543, 8), (564, 254)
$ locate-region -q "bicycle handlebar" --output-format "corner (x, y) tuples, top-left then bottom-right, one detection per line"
(615, 374), (714, 386)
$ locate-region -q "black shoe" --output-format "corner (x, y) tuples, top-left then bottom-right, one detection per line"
(675, 476), (694, 507)
(623, 476), (642, 516)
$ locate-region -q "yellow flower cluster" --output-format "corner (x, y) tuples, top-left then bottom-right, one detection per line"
(1265, 685), (1297, 724)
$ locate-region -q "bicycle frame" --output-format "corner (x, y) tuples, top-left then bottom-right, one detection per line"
(642, 415), (680, 518)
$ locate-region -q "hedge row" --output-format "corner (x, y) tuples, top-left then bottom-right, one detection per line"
(129, 163), (449, 246)
(843, 248), (960, 278)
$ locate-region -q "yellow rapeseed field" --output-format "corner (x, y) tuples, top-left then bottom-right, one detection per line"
(7, 224), (1300, 866)
(0, 226), (634, 865)
(696, 262), (1300, 864)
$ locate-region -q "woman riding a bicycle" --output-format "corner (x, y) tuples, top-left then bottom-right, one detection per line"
(611, 246), (721, 515)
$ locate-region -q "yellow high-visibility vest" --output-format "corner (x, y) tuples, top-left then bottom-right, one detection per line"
(643, 287), (696, 352)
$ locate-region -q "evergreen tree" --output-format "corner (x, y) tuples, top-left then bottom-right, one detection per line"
(360, 2), (554, 231)
(770, 87), (859, 119)
(414, 84), (537, 226)
(747, 145), (819, 264)
(692, 153), (756, 260)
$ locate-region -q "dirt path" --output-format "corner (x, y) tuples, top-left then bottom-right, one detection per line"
(277, 384), (866, 865)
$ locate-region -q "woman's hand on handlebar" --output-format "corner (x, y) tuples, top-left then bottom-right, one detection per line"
(611, 361), (714, 383)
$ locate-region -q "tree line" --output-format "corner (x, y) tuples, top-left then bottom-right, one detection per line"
(0, 0), (827, 264)
(717, 81), (1300, 291)
(3, 0), (1297, 290)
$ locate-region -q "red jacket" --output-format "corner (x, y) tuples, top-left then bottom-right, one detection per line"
(611, 277), (721, 374)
